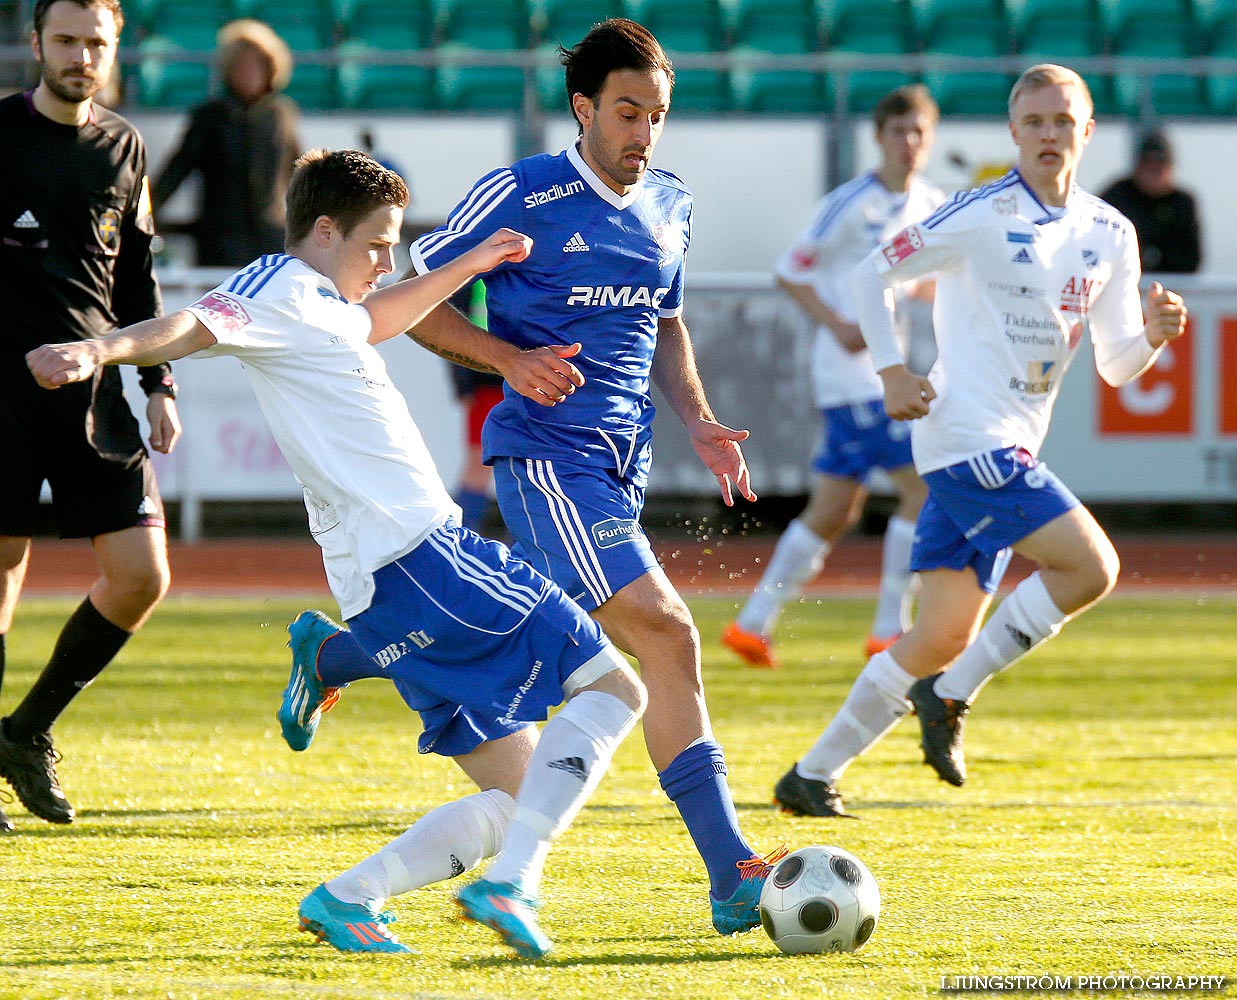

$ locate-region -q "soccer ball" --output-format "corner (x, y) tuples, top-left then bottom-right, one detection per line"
(759, 845), (881, 954)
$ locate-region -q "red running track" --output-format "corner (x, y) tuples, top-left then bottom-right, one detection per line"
(19, 534), (1237, 596)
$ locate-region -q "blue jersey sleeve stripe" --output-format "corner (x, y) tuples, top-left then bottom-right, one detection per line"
(806, 173), (877, 241)
(224, 256), (271, 294)
(417, 171), (518, 260)
(922, 172), (1019, 230)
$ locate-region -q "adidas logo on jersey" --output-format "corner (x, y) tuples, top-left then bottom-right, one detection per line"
(563, 232), (590, 253)
(1011, 248), (1033, 264)
(548, 756), (588, 780)
(13, 210), (38, 229)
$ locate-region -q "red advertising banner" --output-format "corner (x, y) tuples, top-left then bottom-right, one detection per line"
(1098, 318), (1194, 435)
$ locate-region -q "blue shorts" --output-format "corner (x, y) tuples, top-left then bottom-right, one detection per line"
(813, 400), (915, 480)
(492, 458), (660, 612)
(912, 447), (1080, 593)
(346, 523), (621, 757)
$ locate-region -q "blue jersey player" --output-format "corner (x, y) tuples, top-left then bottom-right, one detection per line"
(405, 19), (782, 935)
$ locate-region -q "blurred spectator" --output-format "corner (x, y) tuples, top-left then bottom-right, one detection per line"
(152, 19), (301, 266)
(1099, 130), (1201, 274)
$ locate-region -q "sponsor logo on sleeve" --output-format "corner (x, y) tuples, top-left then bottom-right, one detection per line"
(881, 224), (924, 266)
(193, 290), (252, 332)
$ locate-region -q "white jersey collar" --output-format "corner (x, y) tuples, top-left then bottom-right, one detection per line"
(567, 142), (643, 210)
(1012, 168), (1075, 225)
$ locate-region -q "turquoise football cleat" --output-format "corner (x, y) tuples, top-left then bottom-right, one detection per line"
(279, 610), (347, 751)
(297, 884), (414, 954)
(456, 878), (552, 960)
(710, 845), (789, 935)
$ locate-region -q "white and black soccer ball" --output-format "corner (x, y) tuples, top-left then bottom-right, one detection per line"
(759, 845), (881, 954)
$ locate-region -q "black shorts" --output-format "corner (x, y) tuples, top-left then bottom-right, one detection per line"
(0, 362), (166, 539)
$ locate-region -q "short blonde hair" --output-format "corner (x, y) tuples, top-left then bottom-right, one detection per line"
(218, 19), (294, 94)
(1008, 63), (1093, 120)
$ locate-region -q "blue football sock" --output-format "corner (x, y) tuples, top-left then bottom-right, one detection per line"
(457, 488), (491, 533)
(317, 630), (386, 685)
(658, 740), (755, 900)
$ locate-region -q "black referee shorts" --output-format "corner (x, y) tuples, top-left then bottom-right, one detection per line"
(0, 365), (166, 539)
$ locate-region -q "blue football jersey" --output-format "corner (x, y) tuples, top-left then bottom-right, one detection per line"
(411, 143), (692, 488)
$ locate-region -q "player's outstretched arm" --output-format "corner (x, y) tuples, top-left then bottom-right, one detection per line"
(778, 276), (866, 353)
(653, 315), (757, 506)
(25, 312), (216, 389)
(365, 229), (532, 345)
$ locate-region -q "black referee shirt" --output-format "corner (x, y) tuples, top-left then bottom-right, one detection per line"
(0, 90), (167, 377)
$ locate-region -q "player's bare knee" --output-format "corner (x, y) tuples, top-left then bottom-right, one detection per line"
(578, 658), (647, 716)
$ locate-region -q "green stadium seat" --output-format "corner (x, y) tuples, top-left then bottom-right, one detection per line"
(1101, 0), (1206, 115)
(1008, 0), (1103, 56)
(730, 47), (828, 113)
(231, 0), (337, 44)
(824, 0), (916, 53)
(132, 35), (212, 108)
(534, 0), (621, 48)
(337, 40), (436, 109)
(128, 0), (232, 36)
(728, 0), (823, 114)
(629, 0), (726, 51)
(914, 0), (1012, 115)
(439, 0), (532, 49)
(731, 0), (818, 53)
(436, 44), (529, 111)
(343, 3), (433, 49)
(824, 0), (916, 111)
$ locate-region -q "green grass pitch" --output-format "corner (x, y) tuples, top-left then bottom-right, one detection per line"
(1, 593), (1233, 999)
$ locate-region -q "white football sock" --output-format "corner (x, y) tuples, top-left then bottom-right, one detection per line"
(872, 515), (918, 637)
(935, 572), (1068, 704)
(736, 518), (830, 635)
(484, 690), (637, 897)
(797, 651), (916, 783)
(326, 787), (514, 906)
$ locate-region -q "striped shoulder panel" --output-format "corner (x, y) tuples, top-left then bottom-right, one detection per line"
(225, 254), (294, 298)
(921, 171), (1020, 230)
(806, 173), (879, 240)
(416, 168), (519, 260)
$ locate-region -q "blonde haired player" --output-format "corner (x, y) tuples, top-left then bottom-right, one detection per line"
(773, 64), (1187, 815)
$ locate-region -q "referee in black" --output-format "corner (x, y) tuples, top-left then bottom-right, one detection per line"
(0, 0), (180, 830)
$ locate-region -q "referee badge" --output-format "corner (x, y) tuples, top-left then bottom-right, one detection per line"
(95, 206), (122, 253)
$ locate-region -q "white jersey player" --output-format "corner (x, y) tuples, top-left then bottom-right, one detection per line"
(772, 65), (1188, 817)
(725, 85), (944, 676)
(26, 149), (647, 960)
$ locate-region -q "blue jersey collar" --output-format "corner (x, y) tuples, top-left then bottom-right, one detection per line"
(567, 142), (643, 210)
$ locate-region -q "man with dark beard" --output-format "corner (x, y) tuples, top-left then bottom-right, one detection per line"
(0, 0), (179, 830)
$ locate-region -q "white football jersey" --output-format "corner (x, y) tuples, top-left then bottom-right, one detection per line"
(776, 171), (945, 408)
(853, 169), (1158, 474)
(186, 254), (461, 617)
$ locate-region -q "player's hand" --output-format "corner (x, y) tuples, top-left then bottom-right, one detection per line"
(688, 417), (757, 506)
(1144, 281), (1187, 348)
(880, 364), (935, 420)
(469, 227), (533, 272)
(25, 343), (98, 389)
(145, 394), (182, 454)
(500, 342), (585, 406)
